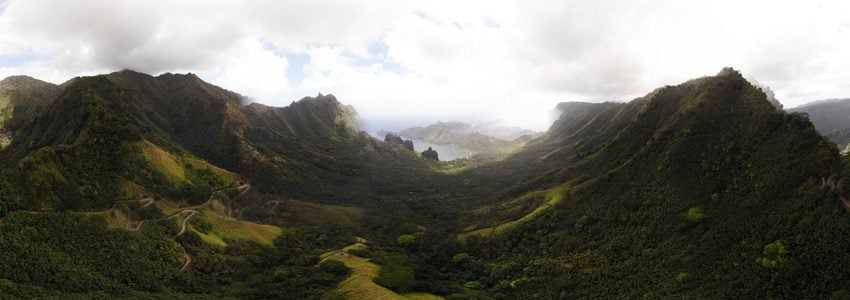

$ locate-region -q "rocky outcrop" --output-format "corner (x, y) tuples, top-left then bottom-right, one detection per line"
(421, 146), (439, 161)
(384, 133), (414, 151)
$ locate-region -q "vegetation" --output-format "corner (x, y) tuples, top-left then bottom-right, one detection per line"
(3, 68), (850, 298)
(0, 212), (181, 294)
(788, 98), (850, 149)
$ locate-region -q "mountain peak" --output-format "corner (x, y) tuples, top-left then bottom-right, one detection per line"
(717, 66), (743, 77)
(290, 93), (344, 110)
(0, 75), (57, 89)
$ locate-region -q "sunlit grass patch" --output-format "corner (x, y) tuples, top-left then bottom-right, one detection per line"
(459, 186), (567, 239)
(325, 243), (444, 300)
(139, 140), (185, 185)
(201, 210), (282, 247)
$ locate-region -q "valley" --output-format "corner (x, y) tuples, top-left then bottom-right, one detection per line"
(1, 68), (850, 299)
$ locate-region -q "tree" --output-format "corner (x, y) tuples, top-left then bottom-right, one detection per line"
(686, 207), (706, 222)
(756, 240), (791, 269)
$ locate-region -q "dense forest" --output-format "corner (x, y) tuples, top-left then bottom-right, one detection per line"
(2, 68), (850, 298)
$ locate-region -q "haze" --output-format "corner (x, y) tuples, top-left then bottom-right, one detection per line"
(1, 0), (848, 131)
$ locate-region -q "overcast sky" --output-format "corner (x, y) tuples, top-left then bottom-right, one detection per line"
(1, 0), (848, 131)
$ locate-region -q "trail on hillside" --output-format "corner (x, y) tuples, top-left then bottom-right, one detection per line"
(8, 183), (252, 275)
(127, 220), (144, 231)
(264, 200), (280, 212)
(179, 254), (194, 273)
(175, 210), (197, 237)
(840, 195), (850, 210)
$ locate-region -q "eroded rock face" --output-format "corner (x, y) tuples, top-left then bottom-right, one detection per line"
(384, 133), (414, 151)
(421, 146), (439, 161)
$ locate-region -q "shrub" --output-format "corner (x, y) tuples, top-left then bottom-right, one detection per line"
(756, 240), (790, 269)
(397, 234), (415, 246)
(675, 272), (691, 283)
(463, 281), (481, 289)
(452, 253), (471, 264)
(686, 207), (706, 222)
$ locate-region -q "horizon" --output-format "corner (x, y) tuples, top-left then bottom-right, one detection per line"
(2, 0), (850, 131)
(2, 67), (846, 135)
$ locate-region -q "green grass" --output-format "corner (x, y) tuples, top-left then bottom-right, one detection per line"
(330, 254), (405, 300)
(403, 293), (446, 300)
(199, 207), (283, 247)
(0, 135), (10, 148)
(325, 244), (444, 300)
(459, 186), (567, 239)
(191, 226), (228, 247)
(186, 157), (240, 186)
(140, 140), (186, 185)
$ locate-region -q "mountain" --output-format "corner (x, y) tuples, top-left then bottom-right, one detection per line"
(0, 76), (62, 148)
(2, 70), (437, 209)
(788, 98), (850, 150)
(468, 121), (538, 141)
(2, 68), (850, 298)
(445, 68), (847, 298)
(395, 121), (536, 154)
(0, 70), (445, 298)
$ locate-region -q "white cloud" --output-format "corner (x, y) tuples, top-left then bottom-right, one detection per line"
(1, 0), (849, 131)
(209, 40), (289, 101)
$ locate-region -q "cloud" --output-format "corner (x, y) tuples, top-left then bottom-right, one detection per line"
(211, 40), (290, 101)
(1, 0), (849, 130)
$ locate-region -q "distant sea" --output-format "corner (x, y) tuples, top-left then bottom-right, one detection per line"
(368, 131), (474, 161)
(408, 138), (474, 161)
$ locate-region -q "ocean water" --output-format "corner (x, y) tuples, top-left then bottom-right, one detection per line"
(408, 138), (474, 161)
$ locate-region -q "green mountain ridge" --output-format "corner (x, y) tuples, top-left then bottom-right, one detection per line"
(450, 68), (845, 298)
(1, 68), (850, 298)
(788, 98), (850, 150)
(0, 75), (62, 148)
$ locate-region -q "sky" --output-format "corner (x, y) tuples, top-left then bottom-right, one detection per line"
(1, 0), (849, 131)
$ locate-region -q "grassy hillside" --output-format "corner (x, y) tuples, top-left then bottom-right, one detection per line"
(3, 68), (850, 298)
(441, 68), (847, 298)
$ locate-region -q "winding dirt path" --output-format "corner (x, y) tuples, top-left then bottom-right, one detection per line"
(10, 183), (251, 274)
(264, 200), (280, 212)
(840, 196), (850, 210)
(175, 210), (197, 237)
(179, 254), (194, 273)
(318, 243), (368, 265)
(319, 251), (350, 264)
(127, 220), (145, 231)
(137, 197), (155, 209)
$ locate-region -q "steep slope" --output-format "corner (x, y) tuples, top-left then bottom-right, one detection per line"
(101, 71), (440, 205)
(788, 98), (850, 149)
(0, 74), (244, 212)
(0, 71), (409, 297)
(4, 68), (849, 298)
(0, 76), (62, 148)
(1, 70), (438, 210)
(450, 68), (845, 298)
